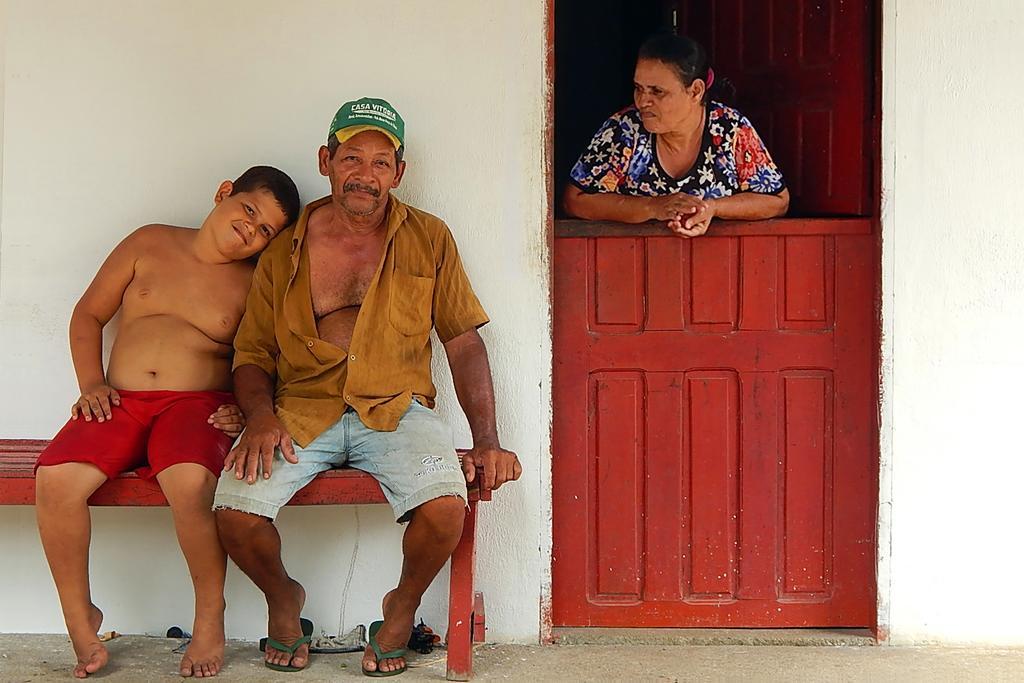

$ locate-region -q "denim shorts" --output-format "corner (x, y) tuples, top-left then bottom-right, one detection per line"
(212, 401), (467, 523)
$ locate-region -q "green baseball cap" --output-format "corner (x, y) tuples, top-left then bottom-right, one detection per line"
(328, 97), (405, 150)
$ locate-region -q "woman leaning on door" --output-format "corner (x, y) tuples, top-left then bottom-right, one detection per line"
(563, 32), (790, 237)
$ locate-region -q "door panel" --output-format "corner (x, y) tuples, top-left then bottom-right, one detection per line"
(591, 371), (645, 601)
(672, 0), (874, 216)
(551, 226), (877, 627)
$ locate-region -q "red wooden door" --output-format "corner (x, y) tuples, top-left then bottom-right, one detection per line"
(674, 0), (874, 216)
(551, 220), (877, 627)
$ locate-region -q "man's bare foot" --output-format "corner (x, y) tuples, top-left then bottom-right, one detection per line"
(70, 604), (108, 679)
(362, 589), (416, 675)
(264, 579), (309, 671)
(180, 603), (226, 678)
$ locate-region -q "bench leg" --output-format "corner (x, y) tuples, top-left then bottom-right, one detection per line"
(446, 500), (477, 681)
(473, 590), (486, 643)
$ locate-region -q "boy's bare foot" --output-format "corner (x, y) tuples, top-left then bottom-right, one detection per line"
(70, 604), (107, 679)
(180, 605), (226, 678)
(361, 589), (416, 675)
(264, 579), (309, 671)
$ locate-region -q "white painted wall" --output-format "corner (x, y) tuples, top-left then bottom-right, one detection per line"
(9, 0), (1024, 652)
(0, 0), (550, 643)
(0, 1), (5, 220)
(881, 0), (1024, 645)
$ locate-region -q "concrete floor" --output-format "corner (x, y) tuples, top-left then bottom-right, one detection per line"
(1, 635), (1023, 682)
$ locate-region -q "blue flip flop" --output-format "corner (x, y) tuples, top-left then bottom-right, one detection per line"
(261, 617), (314, 672)
(362, 620), (408, 677)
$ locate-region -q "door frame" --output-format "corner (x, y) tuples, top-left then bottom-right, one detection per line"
(543, 0), (889, 640)
(873, 0), (895, 642)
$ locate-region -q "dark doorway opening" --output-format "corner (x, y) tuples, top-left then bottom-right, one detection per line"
(554, 0), (876, 217)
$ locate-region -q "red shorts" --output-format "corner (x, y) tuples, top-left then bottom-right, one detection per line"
(36, 390), (235, 480)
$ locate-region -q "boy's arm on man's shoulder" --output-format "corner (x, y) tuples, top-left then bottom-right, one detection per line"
(69, 226), (156, 391)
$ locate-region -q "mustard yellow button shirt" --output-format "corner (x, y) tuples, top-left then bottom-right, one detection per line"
(232, 195), (489, 447)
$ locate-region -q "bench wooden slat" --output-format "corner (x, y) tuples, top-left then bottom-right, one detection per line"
(0, 440), (480, 506)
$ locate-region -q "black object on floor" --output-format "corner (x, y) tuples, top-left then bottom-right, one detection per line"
(166, 626), (191, 639)
(407, 620), (441, 655)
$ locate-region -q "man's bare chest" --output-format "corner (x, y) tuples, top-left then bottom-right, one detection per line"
(308, 248), (381, 318)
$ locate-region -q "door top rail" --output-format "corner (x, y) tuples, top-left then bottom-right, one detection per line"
(554, 217), (872, 239)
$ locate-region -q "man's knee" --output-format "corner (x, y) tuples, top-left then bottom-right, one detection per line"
(214, 507), (269, 548)
(412, 495), (466, 545)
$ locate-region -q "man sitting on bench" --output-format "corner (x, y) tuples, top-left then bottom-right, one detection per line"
(34, 166), (301, 678)
(213, 97), (521, 676)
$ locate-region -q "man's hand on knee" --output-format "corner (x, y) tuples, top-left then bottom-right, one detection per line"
(223, 412), (297, 484)
(462, 445), (521, 493)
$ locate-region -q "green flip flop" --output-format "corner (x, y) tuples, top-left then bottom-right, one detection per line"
(262, 618), (314, 673)
(259, 617), (313, 653)
(362, 620), (408, 677)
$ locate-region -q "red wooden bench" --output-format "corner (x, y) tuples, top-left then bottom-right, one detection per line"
(0, 439), (487, 681)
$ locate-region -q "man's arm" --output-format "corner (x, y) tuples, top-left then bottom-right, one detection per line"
(221, 248), (296, 484)
(233, 363), (277, 419)
(443, 328), (521, 492)
(223, 364), (297, 484)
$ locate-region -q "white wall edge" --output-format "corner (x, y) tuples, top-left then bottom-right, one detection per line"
(537, 0), (554, 645)
(876, 0), (898, 642)
(0, 0), (7, 291)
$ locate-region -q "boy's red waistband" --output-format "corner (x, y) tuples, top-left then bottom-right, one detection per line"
(112, 388), (234, 399)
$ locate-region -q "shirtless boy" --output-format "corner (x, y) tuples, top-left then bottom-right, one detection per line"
(34, 166), (300, 679)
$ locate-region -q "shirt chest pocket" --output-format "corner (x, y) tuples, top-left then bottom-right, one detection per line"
(389, 271), (434, 336)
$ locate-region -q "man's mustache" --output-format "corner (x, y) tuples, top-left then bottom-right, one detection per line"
(343, 182), (381, 197)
